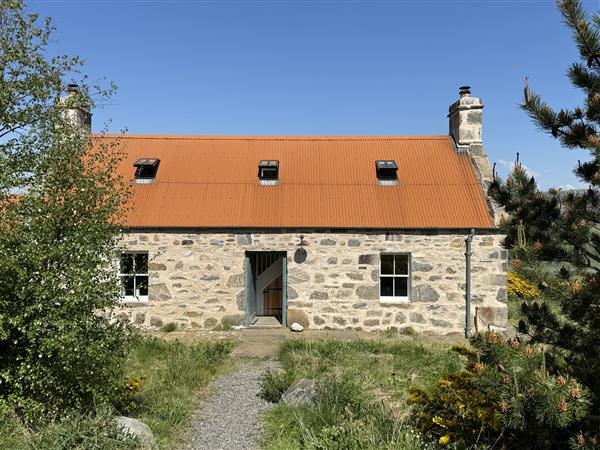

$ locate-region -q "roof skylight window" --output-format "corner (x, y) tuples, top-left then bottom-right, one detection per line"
(375, 160), (398, 185)
(258, 160), (279, 185)
(134, 158), (160, 184)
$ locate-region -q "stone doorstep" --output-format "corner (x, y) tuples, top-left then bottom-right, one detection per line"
(250, 316), (284, 329)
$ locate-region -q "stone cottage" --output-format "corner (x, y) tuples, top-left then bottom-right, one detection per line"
(82, 86), (508, 333)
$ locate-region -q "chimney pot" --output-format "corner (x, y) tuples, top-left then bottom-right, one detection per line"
(459, 85), (471, 97)
(67, 83), (80, 94)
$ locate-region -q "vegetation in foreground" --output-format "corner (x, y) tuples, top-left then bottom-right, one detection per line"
(0, 336), (234, 450)
(0, 0), (129, 423)
(260, 336), (461, 449)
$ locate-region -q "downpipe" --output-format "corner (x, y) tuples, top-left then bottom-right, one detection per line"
(465, 229), (475, 339)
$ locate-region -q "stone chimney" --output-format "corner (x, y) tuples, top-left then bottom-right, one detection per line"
(448, 86), (502, 226)
(448, 86), (483, 148)
(60, 83), (92, 133)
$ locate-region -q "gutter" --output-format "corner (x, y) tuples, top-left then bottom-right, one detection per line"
(465, 229), (475, 339)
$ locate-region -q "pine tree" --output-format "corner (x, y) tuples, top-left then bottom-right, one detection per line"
(489, 0), (600, 412)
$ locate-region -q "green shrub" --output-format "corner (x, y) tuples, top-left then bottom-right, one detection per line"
(259, 369), (294, 403)
(408, 331), (591, 449)
(160, 322), (178, 333)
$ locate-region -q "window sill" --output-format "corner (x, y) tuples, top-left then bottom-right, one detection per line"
(379, 297), (410, 305)
(121, 297), (149, 306)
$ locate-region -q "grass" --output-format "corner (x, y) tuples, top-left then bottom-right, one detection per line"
(0, 335), (234, 450)
(261, 336), (461, 449)
(0, 404), (141, 450)
(119, 335), (234, 448)
(212, 322), (233, 331)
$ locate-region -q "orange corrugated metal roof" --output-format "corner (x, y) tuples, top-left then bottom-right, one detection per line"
(99, 135), (494, 229)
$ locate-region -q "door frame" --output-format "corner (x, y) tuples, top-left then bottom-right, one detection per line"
(245, 251), (288, 328)
(244, 253), (257, 327)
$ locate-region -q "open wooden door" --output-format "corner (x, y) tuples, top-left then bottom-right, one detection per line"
(281, 255), (287, 327)
(245, 254), (257, 326)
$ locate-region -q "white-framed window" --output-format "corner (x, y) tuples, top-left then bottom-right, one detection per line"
(118, 252), (149, 303)
(379, 253), (411, 303)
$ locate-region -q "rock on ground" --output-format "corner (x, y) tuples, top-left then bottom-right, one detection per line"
(281, 378), (317, 407)
(184, 359), (280, 450)
(114, 416), (156, 448)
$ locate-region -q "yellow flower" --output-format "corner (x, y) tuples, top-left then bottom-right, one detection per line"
(432, 416), (445, 427)
(507, 272), (539, 299)
(439, 434), (451, 445)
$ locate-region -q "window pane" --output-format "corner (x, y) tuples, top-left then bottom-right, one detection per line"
(381, 255), (394, 275)
(394, 277), (408, 297)
(122, 276), (135, 296)
(120, 254), (134, 274)
(380, 276), (394, 297)
(395, 254), (409, 275)
(135, 253), (148, 273)
(136, 276), (148, 296)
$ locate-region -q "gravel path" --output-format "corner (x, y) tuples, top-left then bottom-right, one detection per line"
(184, 359), (280, 450)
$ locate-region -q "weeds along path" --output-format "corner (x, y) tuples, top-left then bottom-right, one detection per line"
(183, 359), (280, 450)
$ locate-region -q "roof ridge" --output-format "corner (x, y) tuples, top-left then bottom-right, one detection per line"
(93, 134), (451, 141)
(130, 181), (482, 186)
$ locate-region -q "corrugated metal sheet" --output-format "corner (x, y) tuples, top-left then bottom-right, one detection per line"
(97, 135), (494, 229)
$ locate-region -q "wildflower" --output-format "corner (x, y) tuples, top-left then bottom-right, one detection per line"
(432, 416), (446, 428)
(439, 434), (451, 445)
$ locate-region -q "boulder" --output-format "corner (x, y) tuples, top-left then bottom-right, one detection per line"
(287, 308), (309, 328)
(281, 379), (318, 406)
(114, 416), (156, 448)
(290, 322), (304, 332)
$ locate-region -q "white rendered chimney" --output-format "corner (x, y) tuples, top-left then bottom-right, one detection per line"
(60, 83), (92, 133)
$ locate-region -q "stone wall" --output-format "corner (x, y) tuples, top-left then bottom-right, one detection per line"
(117, 230), (508, 334)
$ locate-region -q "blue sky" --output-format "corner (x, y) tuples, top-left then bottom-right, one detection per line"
(30, 0), (600, 189)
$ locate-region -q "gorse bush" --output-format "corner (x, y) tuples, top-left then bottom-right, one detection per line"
(258, 369), (294, 403)
(507, 271), (540, 299)
(113, 376), (145, 415)
(409, 332), (591, 449)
